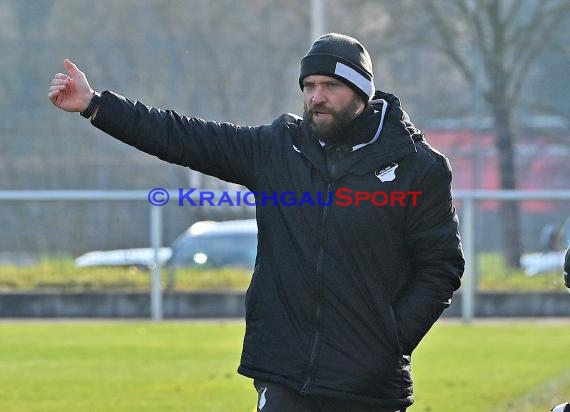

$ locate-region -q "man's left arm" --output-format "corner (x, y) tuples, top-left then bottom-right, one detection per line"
(394, 155), (465, 355)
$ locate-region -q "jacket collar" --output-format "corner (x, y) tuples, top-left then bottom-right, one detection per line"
(319, 101), (388, 151)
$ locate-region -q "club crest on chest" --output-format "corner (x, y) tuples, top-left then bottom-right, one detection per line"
(375, 163), (398, 182)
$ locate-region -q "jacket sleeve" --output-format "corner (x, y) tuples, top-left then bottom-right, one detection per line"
(90, 90), (272, 188)
(393, 153), (464, 355)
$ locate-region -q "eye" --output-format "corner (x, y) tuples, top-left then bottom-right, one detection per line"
(303, 82), (315, 91)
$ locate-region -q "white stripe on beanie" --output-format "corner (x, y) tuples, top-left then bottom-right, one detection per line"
(334, 62), (375, 100)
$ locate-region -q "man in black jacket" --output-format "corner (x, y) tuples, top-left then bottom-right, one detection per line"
(49, 33), (464, 412)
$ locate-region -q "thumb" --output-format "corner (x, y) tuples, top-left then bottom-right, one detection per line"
(64, 59), (82, 77)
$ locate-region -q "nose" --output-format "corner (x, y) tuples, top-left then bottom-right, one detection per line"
(311, 85), (327, 105)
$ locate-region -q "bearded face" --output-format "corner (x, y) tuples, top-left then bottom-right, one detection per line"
(303, 97), (362, 144)
(301, 75), (364, 145)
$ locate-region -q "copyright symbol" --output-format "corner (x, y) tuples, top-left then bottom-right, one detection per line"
(148, 188), (169, 206)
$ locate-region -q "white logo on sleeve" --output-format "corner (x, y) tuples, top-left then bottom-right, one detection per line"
(258, 387), (268, 410)
(375, 163), (398, 182)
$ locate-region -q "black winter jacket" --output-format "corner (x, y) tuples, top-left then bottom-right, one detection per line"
(91, 90), (464, 409)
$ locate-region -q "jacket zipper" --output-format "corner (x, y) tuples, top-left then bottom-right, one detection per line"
(301, 181), (335, 394)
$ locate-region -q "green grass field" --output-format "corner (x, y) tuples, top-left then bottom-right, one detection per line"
(0, 321), (569, 412)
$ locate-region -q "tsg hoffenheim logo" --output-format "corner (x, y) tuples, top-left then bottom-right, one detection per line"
(375, 163), (398, 182)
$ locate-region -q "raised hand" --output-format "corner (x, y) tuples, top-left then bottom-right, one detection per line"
(48, 59), (95, 112)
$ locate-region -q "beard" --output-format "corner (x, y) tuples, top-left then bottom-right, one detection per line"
(303, 97), (362, 145)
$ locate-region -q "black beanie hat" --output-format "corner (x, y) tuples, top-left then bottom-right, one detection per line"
(299, 33), (375, 102)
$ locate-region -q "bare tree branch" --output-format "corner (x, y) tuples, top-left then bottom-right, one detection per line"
(508, 1), (570, 63)
(423, 0), (474, 83)
(508, 6), (570, 102)
(503, 0), (524, 33)
(457, 0), (491, 58)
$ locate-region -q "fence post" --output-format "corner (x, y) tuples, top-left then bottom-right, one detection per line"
(150, 205), (163, 321)
(461, 197), (475, 323)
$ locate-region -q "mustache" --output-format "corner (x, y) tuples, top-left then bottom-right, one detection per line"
(307, 103), (332, 114)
